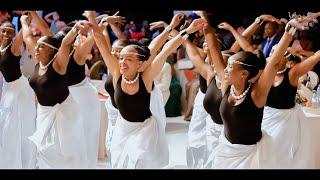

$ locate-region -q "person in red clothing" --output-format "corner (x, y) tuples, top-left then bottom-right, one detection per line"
(129, 21), (145, 41)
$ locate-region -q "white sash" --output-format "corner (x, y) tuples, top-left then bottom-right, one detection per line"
(110, 85), (169, 169)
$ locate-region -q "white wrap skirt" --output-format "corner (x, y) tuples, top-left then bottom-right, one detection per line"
(0, 75), (36, 169)
(105, 97), (119, 168)
(69, 78), (101, 168)
(210, 131), (275, 169)
(262, 105), (320, 168)
(110, 85), (169, 169)
(29, 95), (87, 169)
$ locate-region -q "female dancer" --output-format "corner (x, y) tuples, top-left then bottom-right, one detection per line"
(98, 13), (187, 168)
(0, 20), (36, 169)
(55, 24), (101, 168)
(204, 17), (305, 168)
(87, 10), (205, 168)
(219, 14), (320, 168)
(21, 13), (88, 168)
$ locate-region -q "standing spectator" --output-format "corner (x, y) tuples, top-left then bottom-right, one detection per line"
(260, 21), (281, 57)
(44, 11), (66, 34)
(129, 21), (145, 41)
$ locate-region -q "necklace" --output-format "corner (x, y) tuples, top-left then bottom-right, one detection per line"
(277, 67), (287, 75)
(122, 73), (139, 85)
(230, 83), (252, 100)
(0, 41), (13, 54)
(39, 55), (56, 70)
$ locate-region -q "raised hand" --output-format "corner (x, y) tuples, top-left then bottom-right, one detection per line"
(287, 16), (315, 31)
(83, 11), (96, 21)
(217, 22), (233, 31)
(169, 13), (185, 29)
(100, 15), (126, 26)
(307, 12), (320, 21)
(20, 14), (32, 25)
(193, 11), (207, 19)
(149, 21), (168, 31)
(74, 20), (91, 35)
(186, 18), (207, 34)
(259, 14), (281, 24)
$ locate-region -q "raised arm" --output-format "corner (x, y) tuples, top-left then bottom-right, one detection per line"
(44, 11), (56, 24)
(218, 22), (255, 52)
(73, 34), (95, 65)
(30, 11), (53, 36)
(148, 13), (185, 57)
(99, 15), (126, 50)
(86, 11), (120, 78)
(204, 23), (225, 82)
(53, 23), (82, 75)
(20, 14), (37, 55)
(253, 20), (299, 107)
(184, 40), (214, 82)
(289, 50), (320, 85)
(110, 24), (126, 40)
(143, 18), (206, 88)
(137, 13), (185, 72)
(229, 14), (280, 53)
(11, 29), (24, 57)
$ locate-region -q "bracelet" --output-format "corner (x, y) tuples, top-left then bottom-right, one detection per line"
(165, 25), (173, 33)
(180, 29), (189, 40)
(71, 26), (79, 34)
(255, 17), (264, 25)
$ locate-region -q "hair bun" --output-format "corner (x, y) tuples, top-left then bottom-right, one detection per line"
(253, 50), (266, 69)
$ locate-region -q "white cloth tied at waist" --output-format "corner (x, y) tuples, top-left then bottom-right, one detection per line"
(105, 97), (119, 126)
(28, 102), (62, 151)
(262, 105), (301, 159)
(212, 131), (274, 169)
(111, 84), (169, 168)
(0, 76), (28, 147)
(187, 90), (208, 148)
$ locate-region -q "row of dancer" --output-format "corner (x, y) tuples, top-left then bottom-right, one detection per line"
(186, 11), (320, 168)
(1, 10), (320, 169)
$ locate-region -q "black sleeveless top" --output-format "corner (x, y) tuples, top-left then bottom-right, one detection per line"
(220, 87), (263, 145)
(199, 75), (207, 93)
(266, 68), (297, 109)
(0, 45), (22, 82)
(66, 53), (86, 86)
(29, 63), (69, 106)
(114, 74), (152, 122)
(105, 74), (117, 108)
(203, 77), (223, 124)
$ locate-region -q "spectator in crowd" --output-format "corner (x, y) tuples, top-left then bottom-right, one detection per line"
(165, 55), (182, 117)
(44, 11), (67, 34)
(260, 21), (281, 57)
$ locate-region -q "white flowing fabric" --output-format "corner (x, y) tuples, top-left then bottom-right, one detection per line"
(186, 90), (208, 168)
(110, 85), (169, 169)
(210, 131), (275, 169)
(69, 78), (101, 168)
(0, 73), (3, 101)
(204, 116), (223, 168)
(104, 97), (119, 168)
(29, 95), (88, 169)
(0, 75), (36, 169)
(262, 105), (320, 168)
(154, 62), (171, 105)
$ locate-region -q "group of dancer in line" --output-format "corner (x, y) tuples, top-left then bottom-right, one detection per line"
(0, 10), (320, 169)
